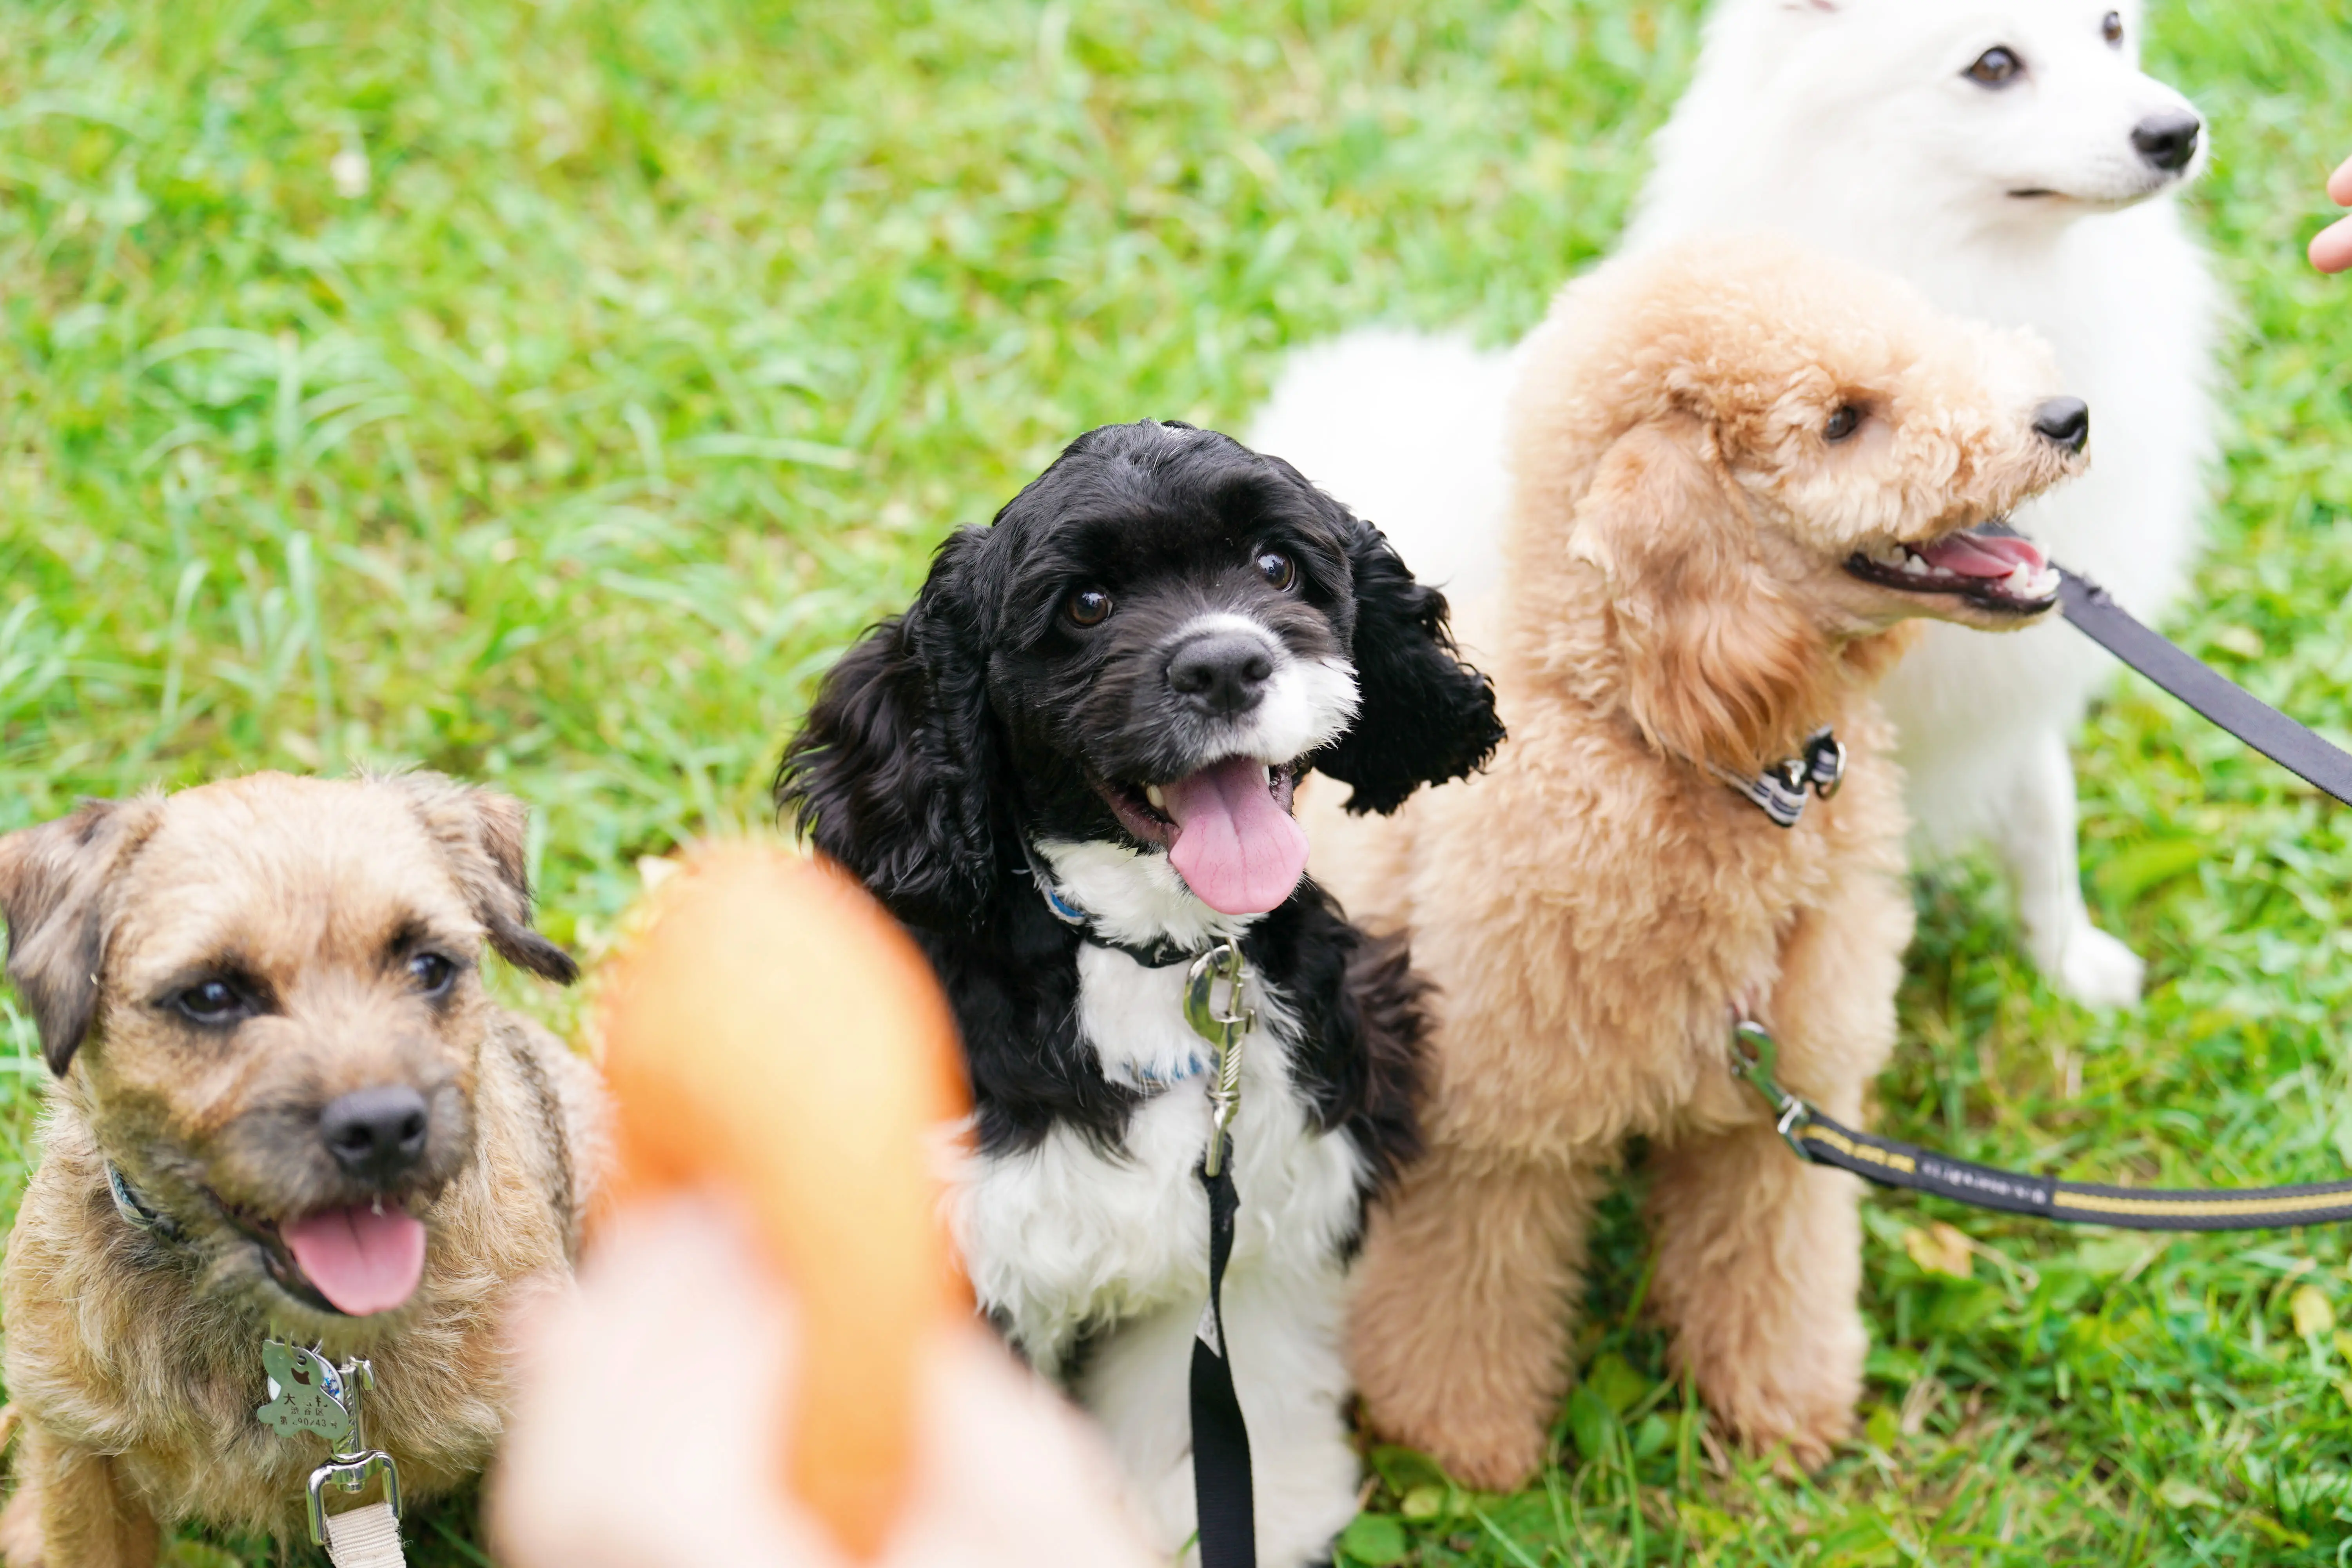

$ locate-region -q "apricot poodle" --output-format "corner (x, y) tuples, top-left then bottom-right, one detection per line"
(1303, 236), (2090, 1488)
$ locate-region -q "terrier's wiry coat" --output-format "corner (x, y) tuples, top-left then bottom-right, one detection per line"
(0, 772), (605, 1566)
(1305, 240), (2087, 1488)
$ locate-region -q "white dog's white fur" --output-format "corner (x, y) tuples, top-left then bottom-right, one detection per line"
(953, 844), (1366, 1568)
(1252, 0), (2220, 1006)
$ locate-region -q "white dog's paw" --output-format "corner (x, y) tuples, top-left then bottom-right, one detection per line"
(2051, 924), (2145, 1009)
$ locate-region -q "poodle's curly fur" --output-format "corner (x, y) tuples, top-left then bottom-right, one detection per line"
(1302, 237), (2087, 1488)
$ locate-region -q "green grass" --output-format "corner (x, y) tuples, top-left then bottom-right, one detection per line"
(0, 0), (2348, 1561)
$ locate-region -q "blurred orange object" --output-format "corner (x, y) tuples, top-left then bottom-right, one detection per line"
(595, 843), (970, 1560)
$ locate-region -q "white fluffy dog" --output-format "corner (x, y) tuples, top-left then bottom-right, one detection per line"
(1253, 0), (2220, 1006)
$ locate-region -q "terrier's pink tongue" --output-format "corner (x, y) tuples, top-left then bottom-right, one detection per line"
(1161, 756), (1309, 916)
(281, 1205), (427, 1316)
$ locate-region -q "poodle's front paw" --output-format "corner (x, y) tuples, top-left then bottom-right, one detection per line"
(2053, 922), (2144, 1009)
(1429, 1423), (1553, 1494)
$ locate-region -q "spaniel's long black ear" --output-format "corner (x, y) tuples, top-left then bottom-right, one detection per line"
(776, 528), (1001, 924)
(1314, 519), (1504, 815)
(0, 797), (157, 1075)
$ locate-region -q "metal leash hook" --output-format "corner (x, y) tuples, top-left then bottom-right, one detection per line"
(1185, 939), (1254, 1176)
(255, 1339), (405, 1555)
(1729, 1016), (1813, 1161)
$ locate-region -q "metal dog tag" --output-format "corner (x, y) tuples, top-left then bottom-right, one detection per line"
(257, 1340), (355, 1447)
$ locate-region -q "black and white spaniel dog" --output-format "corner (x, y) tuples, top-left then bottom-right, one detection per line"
(777, 420), (1501, 1566)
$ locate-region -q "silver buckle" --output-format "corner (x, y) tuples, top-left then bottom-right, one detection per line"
(1184, 940), (1254, 1177)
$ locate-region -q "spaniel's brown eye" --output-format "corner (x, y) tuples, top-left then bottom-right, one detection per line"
(1825, 404), (1865, 442)
(1256, 551), (1296, 591)
(2101, 10), (2123, 44)
(1965, 45), (2022, 86)
(1066, 588), (1112, 627)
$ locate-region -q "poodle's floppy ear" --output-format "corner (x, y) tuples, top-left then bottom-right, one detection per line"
(387, 773), (580, 985)
(1572, 420), (1831, 777)
(776, 528), (1002, 923)
(1312, 518), (1505, 816)
(0, 797), (157, 1075)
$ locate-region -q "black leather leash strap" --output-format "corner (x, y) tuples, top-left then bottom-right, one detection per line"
(2058, 568), (2352, 807)
(1191, 1142), (1256, 1568)
(1793, 1105), (2352, 1230)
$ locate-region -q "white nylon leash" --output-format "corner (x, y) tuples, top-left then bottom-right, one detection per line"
(323, 1498), (406, 1568)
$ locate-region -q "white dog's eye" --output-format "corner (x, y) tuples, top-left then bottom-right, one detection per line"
(2101, 11), (2123, 45)
(1824, 404), (1865, 442)
(1964, 46), (2022, 86)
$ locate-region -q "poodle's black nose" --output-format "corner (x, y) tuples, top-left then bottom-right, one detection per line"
(1167, 632), (1275, 718)
(321, 1086), (430, 1183)
(2130, 110), (2201, 173)
(2033, 397), (2091, 454)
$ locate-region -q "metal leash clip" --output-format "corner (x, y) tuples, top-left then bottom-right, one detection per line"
(1185, 939), (1254, 1177)
(257, 1340), (403, 1545)
(1729, 1016), (1814, 1161)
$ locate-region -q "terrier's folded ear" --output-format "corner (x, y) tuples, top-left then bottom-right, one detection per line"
(776, 527), (1004, 925)
(0, 797), (160, 1074)
(1309, 517), (1504, 816)
(386, 773), (580, 985)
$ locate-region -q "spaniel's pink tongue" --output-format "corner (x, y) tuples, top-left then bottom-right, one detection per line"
(1913, 531), (2047, 578)
(1162, 756), (1309, 916)
(281, 1205), (427, 1316)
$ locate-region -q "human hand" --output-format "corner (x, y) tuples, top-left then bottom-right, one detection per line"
(2313, 154), (2352, 274)
(490, 1194), (1158, 1568)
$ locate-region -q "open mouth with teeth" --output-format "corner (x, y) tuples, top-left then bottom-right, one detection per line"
(1091, 756), (1308, 916)
(225, 1194), (429, 1318)
(1844, 525), (2060, 613)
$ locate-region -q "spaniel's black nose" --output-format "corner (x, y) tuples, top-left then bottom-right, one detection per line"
(320, 1086), (430, 1184)
(1167, 632), (1275, 718)
(2033, 397), (2091, 454)
(2130, 110), (2201, 173)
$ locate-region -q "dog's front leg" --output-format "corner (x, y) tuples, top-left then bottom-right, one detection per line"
(2, 1424), (158, 1568)
(1348, 1143), (1606, 1491)
(1998, 723), (2143, 1007)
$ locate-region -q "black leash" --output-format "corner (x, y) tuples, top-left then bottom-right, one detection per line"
(1726, 561), (2352, 1230)
(1191, 1142), (1257, 1568)
(2058, 569), (2352, 808)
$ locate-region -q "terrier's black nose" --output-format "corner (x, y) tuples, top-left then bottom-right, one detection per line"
(1167, 632), (1276, 718)
(2130, 109), (2201, 173)
(2033, 397), (2091, 454)
(320, 1086), (430, 1183)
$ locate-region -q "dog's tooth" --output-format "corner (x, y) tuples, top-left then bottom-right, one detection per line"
(1900, 553), (1931, 576)
(1145, 784), (1166, 811)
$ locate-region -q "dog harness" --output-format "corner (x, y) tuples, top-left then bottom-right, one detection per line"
(1715, 727), (1846, 828)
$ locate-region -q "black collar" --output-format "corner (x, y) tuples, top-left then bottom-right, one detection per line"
(1020, 840), (1225, 969)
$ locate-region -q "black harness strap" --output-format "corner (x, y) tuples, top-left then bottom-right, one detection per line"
(2058, 569), (2352, 808)
(1191, 1140), (1256, 1568)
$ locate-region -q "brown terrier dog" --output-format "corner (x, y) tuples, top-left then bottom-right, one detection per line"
(1307, 237), (2087, 1488)
(0, 772), (605, 1566)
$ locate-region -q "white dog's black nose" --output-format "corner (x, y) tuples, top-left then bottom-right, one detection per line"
(321, 1086), (430, 1183)
(1168, 632), (1274, 717)
(2033, 397), (2090, 454)
(2130, 110), (2201, 173)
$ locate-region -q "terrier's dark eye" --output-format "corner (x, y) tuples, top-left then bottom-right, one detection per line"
(1065, 588), (1112, 628)
(408, 953), (456, 995)
(2101, 11), (2123, 44)
(1825, 404), (1865, 442)
(175, 980), (249, 1024)
(1256, 551), (1297, 591)
(1965, 45), (2022, 86)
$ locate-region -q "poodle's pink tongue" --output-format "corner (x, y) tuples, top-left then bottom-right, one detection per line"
(1914, 532), (2046, 578)
(281, 1205), (427, 1316)
(1162, 757), (1308, 916)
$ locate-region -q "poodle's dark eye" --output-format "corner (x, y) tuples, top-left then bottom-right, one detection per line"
(2101, 11), (2123, 45)
(1065, 588), (1113, 627)
(174, 979), (250, 1025)
(408, 952), (456, 995)
(1256, 551), (1297, 591)
(1824, 404), (1865, 442)
(1965, 46), (2022, 86)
